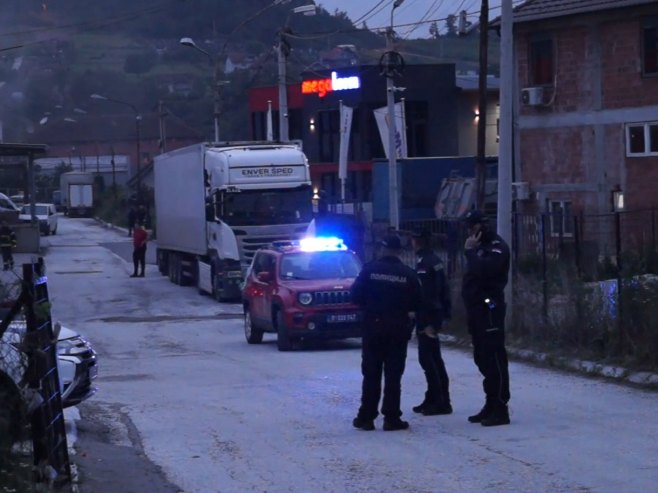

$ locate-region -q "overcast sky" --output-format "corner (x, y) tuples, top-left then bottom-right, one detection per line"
(318, 0), (504, 38)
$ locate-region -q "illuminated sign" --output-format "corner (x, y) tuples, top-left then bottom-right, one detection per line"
(301, 72), (361, 98)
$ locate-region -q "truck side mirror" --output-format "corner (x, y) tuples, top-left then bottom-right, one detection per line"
(205, 202), (215, 222)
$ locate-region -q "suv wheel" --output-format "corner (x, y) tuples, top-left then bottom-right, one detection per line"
(244, 309), (264, 344)
(276, 310), (292, 352)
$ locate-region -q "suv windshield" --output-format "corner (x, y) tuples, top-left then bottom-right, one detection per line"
(280, 251), (361, 280)
(221, 186), (312, 226)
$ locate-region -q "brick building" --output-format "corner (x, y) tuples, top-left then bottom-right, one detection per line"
(512, 0), (658, 249)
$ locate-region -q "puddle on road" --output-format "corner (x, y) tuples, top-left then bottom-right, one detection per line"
(93, 313), (243, 323)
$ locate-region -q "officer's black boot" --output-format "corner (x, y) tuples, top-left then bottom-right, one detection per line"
(412, 400), (429, 414)
(352, 416), (375, 431)
(468, 400), (494, 423)
(480, 403), (510, 427)
(383, 418), (409, 431)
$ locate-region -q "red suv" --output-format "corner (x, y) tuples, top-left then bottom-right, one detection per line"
(242, 237), (363, 351)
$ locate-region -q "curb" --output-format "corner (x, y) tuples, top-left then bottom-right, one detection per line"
(437, 333), (658, 390)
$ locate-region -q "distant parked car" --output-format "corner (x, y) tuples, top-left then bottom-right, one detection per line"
(9, 193), (25, 209)
(18, 203), (58, 235)
(0, 318), (98, 449)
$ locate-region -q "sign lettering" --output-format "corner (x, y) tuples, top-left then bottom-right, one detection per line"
(301, 71), (361, 98)
(240, 167), (294, 177)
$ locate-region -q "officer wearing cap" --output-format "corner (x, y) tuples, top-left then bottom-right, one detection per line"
(351, 233), (422, 431)
(461, 210), (511, 427)
(411, 229), (453, 416)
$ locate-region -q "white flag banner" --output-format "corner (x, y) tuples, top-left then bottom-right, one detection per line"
(338, 102), (353, 180)
(266, 100), (273, 141)
(373, 101), (407, 159)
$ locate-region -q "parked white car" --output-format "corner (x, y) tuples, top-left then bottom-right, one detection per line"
(18, 203), (58, 235)
(0, 319), (98, 448)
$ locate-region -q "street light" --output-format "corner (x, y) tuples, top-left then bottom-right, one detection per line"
(385, 0), (405, 230)
(180, 37), (229, 143)
(90, 93), (142, 203)
(278, 2), (316, 142)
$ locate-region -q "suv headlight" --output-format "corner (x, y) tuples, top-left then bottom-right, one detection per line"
(57, 337), (88, 356)
(298, 292), (313, 305)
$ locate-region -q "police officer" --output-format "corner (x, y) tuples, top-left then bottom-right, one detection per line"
(461, 210), (511, 427)
(351, 234), (422, 431)
(411, 229), (452, 416)
(0, 220), (17, 271)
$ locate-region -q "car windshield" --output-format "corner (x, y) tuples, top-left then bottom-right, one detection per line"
(20, 205), (49, 215)
(280, 251), (361, 280)
(221, 186), (312, 226)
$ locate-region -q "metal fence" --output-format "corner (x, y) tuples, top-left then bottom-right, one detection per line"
(0, 260), (72, 488)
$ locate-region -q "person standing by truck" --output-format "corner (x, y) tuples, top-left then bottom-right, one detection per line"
(131, 223), (148, 278)
(0, 221), (17, 271)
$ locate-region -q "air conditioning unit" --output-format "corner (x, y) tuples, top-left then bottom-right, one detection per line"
(512, 181), (531, 201)
(521, 87), (544, 106)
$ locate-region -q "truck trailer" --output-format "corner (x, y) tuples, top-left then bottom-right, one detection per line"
(154, 142), (314, 301)
(60, 172), (95, 217)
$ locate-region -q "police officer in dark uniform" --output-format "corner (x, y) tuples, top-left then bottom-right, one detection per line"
(351, 234), (422, 431)
(411, 229), (453, 416)
(461, 210), (511, 427)
(0, 220), (17, 271)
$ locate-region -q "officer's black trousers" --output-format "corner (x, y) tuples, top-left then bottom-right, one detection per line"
(2, 247), (13, 270)
(417, 332), (451, 406)
(358, 330), (408, 421)
(467, 302), (510, 405)
(132, 246), (146, 275)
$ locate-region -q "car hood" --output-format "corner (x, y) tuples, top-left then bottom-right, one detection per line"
(278, 278), (356, 291)
(57, 325), (80, 341)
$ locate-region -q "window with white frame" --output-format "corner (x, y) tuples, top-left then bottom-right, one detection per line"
(547, 200), (574, 237)
(626, 122), (658, 156)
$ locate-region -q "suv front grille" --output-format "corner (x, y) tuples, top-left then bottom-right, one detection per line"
(313, 290), (352, 305)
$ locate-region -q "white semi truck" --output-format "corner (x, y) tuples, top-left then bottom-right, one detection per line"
(154, 142), (314, 301)
(60, 171), (95, 217)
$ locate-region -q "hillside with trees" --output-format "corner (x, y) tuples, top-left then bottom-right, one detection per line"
(0, 0), (498, 142)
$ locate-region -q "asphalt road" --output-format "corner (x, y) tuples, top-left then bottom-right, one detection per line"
(35, 217), (658, 493)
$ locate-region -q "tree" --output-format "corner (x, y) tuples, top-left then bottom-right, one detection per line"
(445, 14), (457, 37)
(429, 21), (439, 39)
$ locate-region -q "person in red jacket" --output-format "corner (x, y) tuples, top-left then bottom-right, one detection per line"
(131, 223), (148, 278)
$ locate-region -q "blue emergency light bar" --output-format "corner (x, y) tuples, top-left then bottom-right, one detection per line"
(299, 236), (347, 252)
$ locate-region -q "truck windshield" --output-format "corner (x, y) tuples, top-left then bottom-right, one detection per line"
(221, 186), (313, 226)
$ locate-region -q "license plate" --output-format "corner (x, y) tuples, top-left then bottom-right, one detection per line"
(327, 313), (359, 323)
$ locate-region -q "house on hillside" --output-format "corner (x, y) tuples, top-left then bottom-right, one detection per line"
(508, 0), (658, 256)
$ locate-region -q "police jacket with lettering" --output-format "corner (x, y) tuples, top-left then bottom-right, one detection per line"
(415, 248), (451, 328)
(0, 226), (16, 248)
(461, 230), (510, 306)
(351, 255), (422, 324)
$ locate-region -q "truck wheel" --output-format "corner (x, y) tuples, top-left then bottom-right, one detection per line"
(157, 250), (168, 275)
(276, 310), (292, 352)
(168, 254), (179, 285)
(0, 378), (24, 453)
(244, 308), (264, 344)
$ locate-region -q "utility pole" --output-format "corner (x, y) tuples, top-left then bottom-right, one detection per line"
(476, 0), (489, 210)
(498, 0), (514, 313)
(278, 31), (290, 142)
(385, 0), (405, 230)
